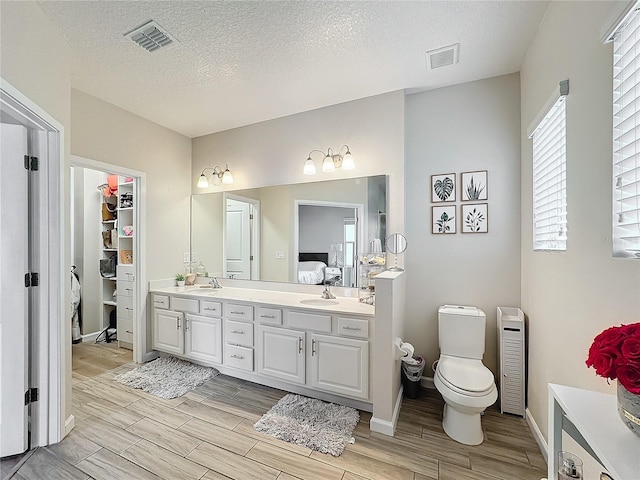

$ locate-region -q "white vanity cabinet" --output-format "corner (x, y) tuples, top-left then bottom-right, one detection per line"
(152, 294), (223, 365)
(257, 325), (305, 384)
(222, 303), (255, 372)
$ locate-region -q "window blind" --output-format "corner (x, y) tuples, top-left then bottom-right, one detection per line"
(530, 92), (567, 251)
(613, 5), (640, 258)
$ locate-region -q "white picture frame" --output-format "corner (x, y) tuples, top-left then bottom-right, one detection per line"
(461, 203), (488, 233)
(432, 205), (457, 234)
(461, 170), (488, 201)
(431, 173), (456, 203)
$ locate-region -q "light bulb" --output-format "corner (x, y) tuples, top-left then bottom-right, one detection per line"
(304, 158), (316, 175)
(322, 154), (335, 173)
(342, 151), (355, 170)
(197, 174), (209, 188)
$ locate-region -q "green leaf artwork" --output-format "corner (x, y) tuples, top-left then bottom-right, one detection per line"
(465, 207), (486, 232)
(434, 177), (454, 201)
(435, 211), (454, 233)
(465, 177), (485, 201)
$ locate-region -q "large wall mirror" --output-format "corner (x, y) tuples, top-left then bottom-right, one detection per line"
(191, 175), (387, 286)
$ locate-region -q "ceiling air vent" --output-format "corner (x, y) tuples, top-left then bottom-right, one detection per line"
(124, 20), (176, 53)
(426, 43), (460, 70)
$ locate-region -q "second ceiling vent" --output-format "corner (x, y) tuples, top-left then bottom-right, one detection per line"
(124, 20), (176, 53)
(426, 43), (460, 70)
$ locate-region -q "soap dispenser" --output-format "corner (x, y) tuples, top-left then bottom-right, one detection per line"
(196, 261), (206, 276)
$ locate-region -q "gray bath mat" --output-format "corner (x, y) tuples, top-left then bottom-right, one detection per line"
(114, 356), (218, 399)
(253, 394), (359, 456)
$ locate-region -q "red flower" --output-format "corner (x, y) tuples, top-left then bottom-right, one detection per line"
(621, 337), (640, 362)
(616, 360), (640, 394)
(586, 322), (640, 381)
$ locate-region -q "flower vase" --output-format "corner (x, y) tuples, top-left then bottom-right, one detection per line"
(617, 382), (640, 438)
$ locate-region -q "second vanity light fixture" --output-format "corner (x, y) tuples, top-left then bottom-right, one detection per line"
(304, 145), (355, 175)
(197, 164), (233, 188)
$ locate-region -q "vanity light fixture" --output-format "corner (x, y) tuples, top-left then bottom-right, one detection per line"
(304, 145), (355, 175)
(197, 164), (233, 188)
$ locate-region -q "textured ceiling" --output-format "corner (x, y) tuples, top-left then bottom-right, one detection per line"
(38, 1), (549, 138)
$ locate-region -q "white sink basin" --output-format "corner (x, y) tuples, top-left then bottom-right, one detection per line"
(299, 298), (339, 306)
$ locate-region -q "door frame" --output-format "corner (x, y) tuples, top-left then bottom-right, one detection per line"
(222, 193), (260, 280)
(1, 78), (65, 446)
(292, 199), (365, 283)
(70, 155), (147, 365)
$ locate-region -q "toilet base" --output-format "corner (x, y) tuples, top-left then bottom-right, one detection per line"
(442, 404), (484, 445)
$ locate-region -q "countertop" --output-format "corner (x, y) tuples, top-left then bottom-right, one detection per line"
(149, 285), (375, 316)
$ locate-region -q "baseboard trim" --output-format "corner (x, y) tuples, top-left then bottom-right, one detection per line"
(421, 375), (435, 389)
(370, 385), (404, 437)
(80, 331), (100, 343)
(526, 407), (548, 463)
(64, 414), (75, 436)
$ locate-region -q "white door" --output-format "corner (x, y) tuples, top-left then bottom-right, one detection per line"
(185, 314), (222, 364)
(310, 334), (369, 400)
(225, 199), (251, 279)
(0, 124), (30, 456)
(152, 309), (184, 355)
(257, 326), (305, 384)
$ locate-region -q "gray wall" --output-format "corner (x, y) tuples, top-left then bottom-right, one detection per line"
(299, 205), (355, 254)
(404, 73), (522, 376)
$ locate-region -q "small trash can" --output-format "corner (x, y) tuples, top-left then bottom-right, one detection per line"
(401, 356), (425, 399)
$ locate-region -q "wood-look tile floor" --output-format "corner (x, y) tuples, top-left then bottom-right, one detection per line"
(10, 344), (547, 480)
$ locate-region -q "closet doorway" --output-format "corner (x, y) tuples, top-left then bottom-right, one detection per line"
(70, 157), (144, 379)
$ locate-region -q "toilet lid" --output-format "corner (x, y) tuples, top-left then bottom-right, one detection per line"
(437, 357), (494, 393)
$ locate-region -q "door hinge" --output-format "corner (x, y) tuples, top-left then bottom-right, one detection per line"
(250, 255), (254, 261)
(24, 388), (39, 405)
(25, 272), (39, 287)
(24, 155), (39, 171)
(249, 214), (254, 220)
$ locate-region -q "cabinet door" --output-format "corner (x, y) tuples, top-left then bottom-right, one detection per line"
(257, 325), (305, 384)
(310, 334), (369, 400)
(185, 314), (222, 364)
(153, 309), (184, 355)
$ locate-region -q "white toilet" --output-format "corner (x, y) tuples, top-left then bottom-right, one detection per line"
(434, 305), (497, 446)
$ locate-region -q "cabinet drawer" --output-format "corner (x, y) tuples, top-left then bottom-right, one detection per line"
(117, 265), (135, 282)
(118, 318), (134, 343)
(200, 300), (222, 317)
(257, 307), (282, 325)
(152, 294), (169, 309)
(226, 303), (254, 321)
(117, 280), (134, 298)
(288, 310), (332, 333)
(224, 344), (253, 371)
(225, 319), (254, 347)
(171, 297), (199, 314)
(337, 316), (369, 338)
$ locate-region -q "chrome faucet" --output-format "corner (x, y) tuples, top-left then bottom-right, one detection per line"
(321, 285), (336, 299)
(209, 277), (222, 288)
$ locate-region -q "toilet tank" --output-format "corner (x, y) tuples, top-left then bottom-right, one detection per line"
(438, 305), (486, 359)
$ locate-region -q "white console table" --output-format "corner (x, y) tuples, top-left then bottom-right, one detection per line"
(548, 383), (640, 480)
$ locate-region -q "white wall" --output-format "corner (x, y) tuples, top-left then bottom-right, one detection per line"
(70, 89), (192, 281)
(1, 0), (74, 436)
(191, 91), (405, 240)
(404, 73), (522, 377)
(521, 0), (640, 449)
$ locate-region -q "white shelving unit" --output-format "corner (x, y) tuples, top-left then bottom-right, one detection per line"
(497, 306), (525, 417)
(116, 176), (135, 349)
(100, 199), (118, 341)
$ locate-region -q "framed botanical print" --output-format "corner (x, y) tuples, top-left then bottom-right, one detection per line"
(461, 170), (488, 201)
(461, 203), (488, 233)
(432, 205), (457, 234)
(431, 173), (456, 202)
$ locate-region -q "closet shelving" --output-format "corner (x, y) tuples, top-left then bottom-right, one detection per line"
(116, 176), (135, 349)
(100, 182), (118, 342)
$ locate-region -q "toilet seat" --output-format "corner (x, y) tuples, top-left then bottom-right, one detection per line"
(436, 356), (494, 397)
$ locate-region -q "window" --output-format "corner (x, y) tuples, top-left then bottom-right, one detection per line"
(529, 81), (569, 251)
(612, 5), (640, 258)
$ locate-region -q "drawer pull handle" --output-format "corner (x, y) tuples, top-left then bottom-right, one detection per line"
(261, 315), (275, 319)
(230, 354), (245, 360)
(154, 301), (165, 305)
(204, 307), (217, 311)
(312, 339), (316, 356)
(230, 311), (245, 315)
(176, 317), (181, 330)
(298, 337), (303, 353)
(230, 330), (244, 334)
(185, 319), (189, 331)
(125, 307), (133, 311)
(342, 326), (362, 331)
(125, 330), (133, 334)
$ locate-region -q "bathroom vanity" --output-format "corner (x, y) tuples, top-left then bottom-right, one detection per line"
(149, 283), (375, 410)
